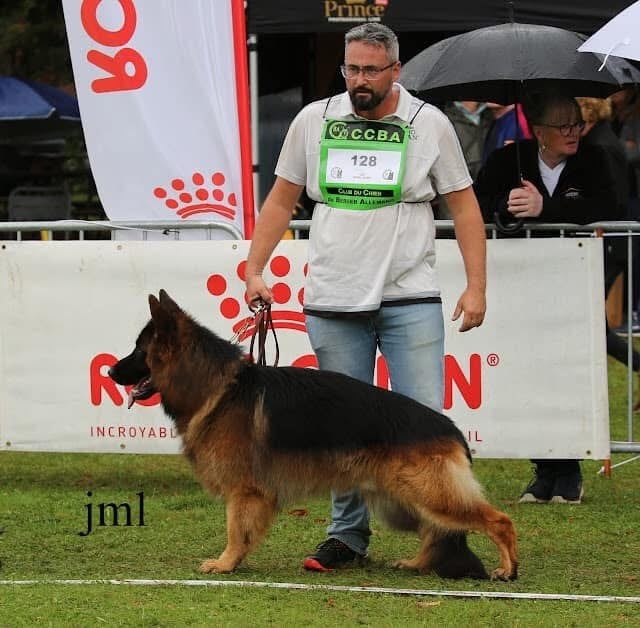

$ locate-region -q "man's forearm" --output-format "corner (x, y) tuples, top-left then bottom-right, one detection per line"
(245, 202), (293, 277)
(446, 187), (487, 292)
(245, 177), (303, 277)
(456, 216), (487, 292)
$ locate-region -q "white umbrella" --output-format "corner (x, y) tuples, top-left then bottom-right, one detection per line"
(578, 0), (640, 64)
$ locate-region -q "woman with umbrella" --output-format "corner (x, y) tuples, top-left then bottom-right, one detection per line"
(474, 91), (621, 504)
(474, 92), (620, 228)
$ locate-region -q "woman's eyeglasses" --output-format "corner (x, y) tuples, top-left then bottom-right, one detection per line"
(540, 121), (586, 136)
(340, 62), (397, 80)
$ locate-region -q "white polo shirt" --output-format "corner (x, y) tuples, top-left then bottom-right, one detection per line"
(275, 83), (471, 314)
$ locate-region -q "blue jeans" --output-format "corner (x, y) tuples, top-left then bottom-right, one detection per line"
(305, 302), (445, 555)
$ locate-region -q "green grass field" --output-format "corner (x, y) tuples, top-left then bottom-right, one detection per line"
(1, 355), (639, 626)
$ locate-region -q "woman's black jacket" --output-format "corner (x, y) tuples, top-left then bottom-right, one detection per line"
(474, 139), (622, 225)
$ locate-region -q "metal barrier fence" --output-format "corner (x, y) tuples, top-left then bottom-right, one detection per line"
(0, 219), (244, 240)
(1, 218), (638, 455)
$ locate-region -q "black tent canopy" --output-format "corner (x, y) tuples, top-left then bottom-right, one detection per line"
(247, 0), (636, 206)
(248, 0), (632, 35)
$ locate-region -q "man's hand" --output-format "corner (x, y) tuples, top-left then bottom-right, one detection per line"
(451, 286), (486, 332)
(507, 179), (543, 218)
(245, 273), (273, 308)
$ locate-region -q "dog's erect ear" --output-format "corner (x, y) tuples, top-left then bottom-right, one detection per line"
(149, 292), (177, 335)
(149, 294), (160, 313)
(158, 289), (181, 314)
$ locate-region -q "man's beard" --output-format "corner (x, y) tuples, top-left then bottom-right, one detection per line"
(349, 87), (385, 112)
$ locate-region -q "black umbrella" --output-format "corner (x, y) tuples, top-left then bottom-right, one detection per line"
(399, 22), (640, 105)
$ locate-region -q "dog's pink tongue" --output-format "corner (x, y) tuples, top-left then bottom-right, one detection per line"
(127, 390), (135, 410)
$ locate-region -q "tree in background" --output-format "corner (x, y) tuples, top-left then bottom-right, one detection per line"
(0, 1), (74, 89)
(0, 3), (96, 216)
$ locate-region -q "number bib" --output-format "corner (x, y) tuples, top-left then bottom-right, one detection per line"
(319, 119), (409, 210)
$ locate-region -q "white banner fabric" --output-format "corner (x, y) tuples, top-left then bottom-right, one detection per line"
(61, 0), (253, 238)
(0, 239), (609, 459)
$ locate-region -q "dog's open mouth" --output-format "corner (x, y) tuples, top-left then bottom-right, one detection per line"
(128, 376), (156, 409)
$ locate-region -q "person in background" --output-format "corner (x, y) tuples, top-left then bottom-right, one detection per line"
(610, 88), (640, 334)
(609, 88), (640, 200)
(437, 101), (493, 219)
(474, 91), (620, 504)
(482, 102), (531, 163)
(244, 23), (489, 577)
(617, 92), (640, 216)
(610, 87), (640, 142)
(443, 101), (493, 179)
(577, 97), (627, 212)
(578, 96), (640, 408)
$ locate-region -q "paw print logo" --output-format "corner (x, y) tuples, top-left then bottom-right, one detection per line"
(153, 172), (237, 220)
(206, 255), (307, 341)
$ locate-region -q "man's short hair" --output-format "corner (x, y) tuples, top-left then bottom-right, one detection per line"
(344, 23), (399, 63)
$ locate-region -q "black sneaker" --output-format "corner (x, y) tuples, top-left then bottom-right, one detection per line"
(303, 538), (363, 572)
(518, 466), (555, 503)
(550, 472), (584, 504)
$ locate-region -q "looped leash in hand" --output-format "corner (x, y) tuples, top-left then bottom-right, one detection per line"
(248, 301), (280, 366)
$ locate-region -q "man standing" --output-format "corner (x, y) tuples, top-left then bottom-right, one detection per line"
(444, 101), (493, 180)
(245, 23), (487, 577)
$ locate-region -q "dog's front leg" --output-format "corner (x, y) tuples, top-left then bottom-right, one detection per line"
(199, 489), (277, 574)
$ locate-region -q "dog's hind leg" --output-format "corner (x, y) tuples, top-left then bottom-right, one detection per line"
(413, 495), (518, 581)
(429, 531), (489, 580)
(394, 504), (516, 581)
(377, 500), (489, 579)
(387, 449), (518, 580)
(199, 488), (277, 574)
(374, 497), (488, 579)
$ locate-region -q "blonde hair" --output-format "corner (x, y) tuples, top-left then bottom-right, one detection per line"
(576, 97), (612, 124)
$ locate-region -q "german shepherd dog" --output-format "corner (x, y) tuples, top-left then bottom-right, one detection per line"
(109, 290), (518, 581)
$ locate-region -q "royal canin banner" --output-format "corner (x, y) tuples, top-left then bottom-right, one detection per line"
(0, 239), (609, 459)
(61, 0), (254, 238)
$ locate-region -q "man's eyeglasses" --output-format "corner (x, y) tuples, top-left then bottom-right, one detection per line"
(539, 121), (586, 136)
(340, 62), (397, 80)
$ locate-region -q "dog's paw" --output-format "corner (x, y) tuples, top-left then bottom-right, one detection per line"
(199, 558), (235, 574)
(490, 566), (517, 581)
(392, 558), (428, 572)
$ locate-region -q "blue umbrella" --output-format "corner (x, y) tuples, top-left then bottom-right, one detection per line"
(0, 76), (81, 139)
(0, 76), (79, 120)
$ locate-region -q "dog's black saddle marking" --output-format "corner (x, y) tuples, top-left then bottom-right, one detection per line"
(236, 365), (470, 456)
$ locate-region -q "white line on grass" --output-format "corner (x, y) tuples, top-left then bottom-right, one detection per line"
(598, 455), (640, 474)
(1, 579), (639, 603)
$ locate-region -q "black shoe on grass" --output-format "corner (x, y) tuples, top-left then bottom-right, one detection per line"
(303, 538), (364, 572)
(518, 465), (555, 503)
(550, 471), (584, 504)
